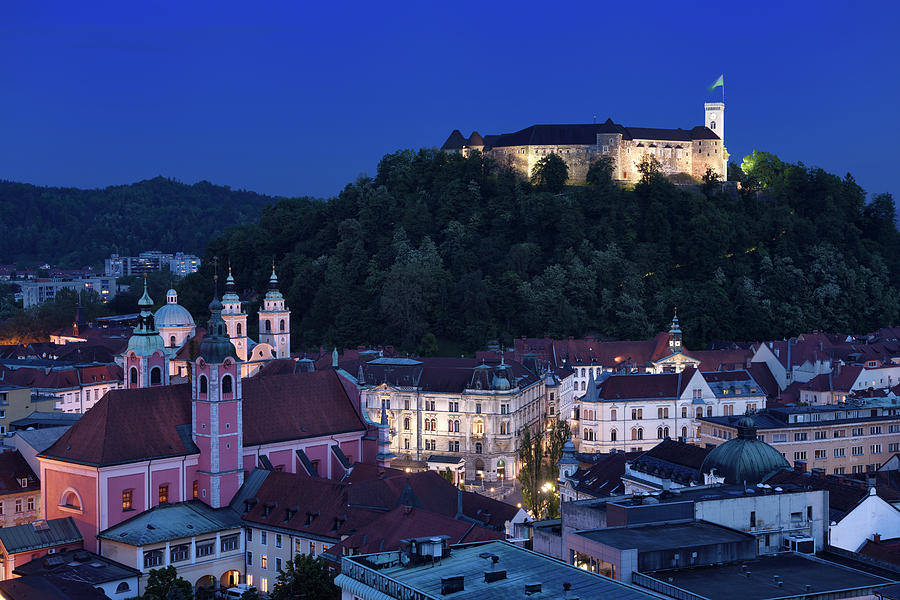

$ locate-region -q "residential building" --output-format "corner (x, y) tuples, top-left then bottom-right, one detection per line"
(336, 539), (664, 600)
(104, 251), (200, 278)
(11, 426), (71, 478)
(0, 450), (41, 527)
(620, 438), (712, 494)
(20, 276), (117, 308)
(0, 517), (83, 580)
(576, 367), (764, 454)
(98, 500), (244, 592)
(0, 575), (109, 600)
(0, 363), (122, 414)
(13, 549), (141, 600)
(700, 397), (900, 475)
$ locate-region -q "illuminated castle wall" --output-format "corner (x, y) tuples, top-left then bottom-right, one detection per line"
(442, 102), (727, 184)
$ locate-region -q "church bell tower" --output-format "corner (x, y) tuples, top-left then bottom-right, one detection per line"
(258, 265), (291, 359)
(221, 266), (249, 361)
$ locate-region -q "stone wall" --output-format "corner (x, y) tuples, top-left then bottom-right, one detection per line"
(691, 139), (726, 180)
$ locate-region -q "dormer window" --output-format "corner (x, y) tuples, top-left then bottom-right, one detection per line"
(19, 478), (28, 488)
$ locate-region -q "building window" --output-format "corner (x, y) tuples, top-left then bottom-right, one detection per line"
(196, 540), (215, 557)
(872, 444), (882, 454)
(193, 480), (198, 499)
(199, 375), (208, 395)
(15, 499), (21, 513)
(261, 554), (268, 569)
(852, 427), (864, 436)
(815, 449), (826, 459)
(247, 527), (253, 542)
(261, 530), (267, 545)
(122, 489), (133, 511)
(706, 406), (713, 417)
(265, 319), (271, 332)
(236, 323), (242, 336)
(221, 535), (239, 552)
(681, 407), (687, 418)
(611, 429), (617, 442)
(144, 550), (163, 568)
(150, 367), (161, 386)
(403, 417), (410, 430)
(611, 409), (617, 421)
(279, 319), (285, 332)
(793, 451), (807, 460)
(475, 442), (483, 454)
(247, 551), (253, 566)
(275, 534), (282, 548)
(794, 432), (808, 441)
(475, 403), (482, 414)
(222, 375), (233, 395)
(852, 446), (864, 456)
(158, 485), (169, 504)
(170, 544), (189, 563)
(261, 578), (268, 594)
(696, 408), (703, 418)
(871, 426), (883, 435)
(129, 367), (138, 386)
(834, 447), (845, 457)
(815, 431), (827, 440)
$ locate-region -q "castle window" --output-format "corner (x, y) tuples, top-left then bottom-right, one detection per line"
(199, 375), (208, 395)
(129, 367), (138, 386)
(150, 367), (161, 386)
(711, 121), (716, 129)
(222, 374), (233, 395)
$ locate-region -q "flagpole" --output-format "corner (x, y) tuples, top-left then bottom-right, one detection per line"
(722, 75), (725, 103)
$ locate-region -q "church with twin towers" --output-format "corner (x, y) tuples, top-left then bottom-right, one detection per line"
(442, 100), (727, 184)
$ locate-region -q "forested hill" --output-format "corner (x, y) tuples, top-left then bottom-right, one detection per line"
(0, 177), (276, 267)
(173, 149), (899, 353)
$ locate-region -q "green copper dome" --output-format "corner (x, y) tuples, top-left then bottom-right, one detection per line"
(700, 416), (789, 485)
(127, 278), (166, 356)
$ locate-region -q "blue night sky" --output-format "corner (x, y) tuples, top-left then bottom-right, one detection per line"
(1, 1), (898, 200)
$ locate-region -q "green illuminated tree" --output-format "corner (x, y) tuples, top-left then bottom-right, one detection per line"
(270, 554), (339, 600)
(531, 153), (569, 192)
(144, 566), (193, 600)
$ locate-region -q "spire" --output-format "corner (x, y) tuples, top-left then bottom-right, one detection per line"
(223, 262), (240, 302)
(670, 307), (681, 334)
(669, 307), (683, 353)
(138, 274), (153, 309)
(265, 261), (283, 299)
(198, 274), (237, 363)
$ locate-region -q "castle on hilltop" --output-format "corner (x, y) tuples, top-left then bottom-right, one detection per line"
(442, 102), (727, 184)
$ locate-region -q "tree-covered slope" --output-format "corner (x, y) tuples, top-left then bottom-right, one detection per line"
(176, 149), (899, 352)
(0, 177), (275, 267)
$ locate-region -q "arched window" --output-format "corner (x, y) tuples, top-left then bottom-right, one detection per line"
(610, 429), (617, 442)
(265, 319), (271, 332)
(581, 381), (586, 391)
(279, 319), (285, 332)
(637, 428), (644, 440)
(657, 427), (664, 439)
(404, 417), (410, 430)
(116, 582), (131, 593)
(59, 488), (83, 511)
(631, 427), (638, 440)
(430, 418), (437, 431)
(664, 426), (670, 438)
(611, 409), (616, 421)
(222, 374), (233, 395)
(706, 406), (713, 417)
(169, 335), (176, 347)
(150, 367), (161, 386)
(236, 323), (242, 336)
(696, 407), (703, 418)
(474, 420), (484, 435)
(199, 375), (208, 395)
(682, 426), (688, 439)
(580, 368), (585, 377)
(454, 420), (460, 432)
(129, 367), (138, 386)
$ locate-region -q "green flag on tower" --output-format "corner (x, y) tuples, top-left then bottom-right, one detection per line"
(708, 74), (724, 91)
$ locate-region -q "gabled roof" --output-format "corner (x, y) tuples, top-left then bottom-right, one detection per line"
(800, 366), (863, 392)
(0, 517), (82, 554)
(568, 452), (640, 497)
(14, 548), (141, 583)
(323, 505), (502, 560)
(41, 370), (366, 467)
(98, 500), (241, 546)
(0, 450), (39, 495)
(765, 469), (900, 518)
(595, 368), (696, 402)
(0, 575), (108, 600)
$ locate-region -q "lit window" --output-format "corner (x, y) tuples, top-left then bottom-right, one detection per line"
(158, 485), (169, 504)
(261, 554), (268, 569)
(122, 490), (133, 511)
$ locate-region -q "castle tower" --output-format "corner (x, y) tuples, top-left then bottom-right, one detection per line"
(192, 284), (243, 508)
(704, 101), (726, 175)
(221, 266), (249, 361)
(668, 309), (683, 354)
(558, 439), (579, 487)
(122, 277), (169, 389)
(258, 266), (290, 359)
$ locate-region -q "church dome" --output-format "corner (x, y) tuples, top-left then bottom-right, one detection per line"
(155, 290), (195, 329)
(126, 330), (166, 356)
(700, 416), (789, 485)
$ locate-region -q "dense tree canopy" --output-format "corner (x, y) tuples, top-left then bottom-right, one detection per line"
(171, 148), (899, 352)
(0, 177), (273, 267)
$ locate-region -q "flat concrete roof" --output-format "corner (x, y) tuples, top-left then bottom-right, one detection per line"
(646, 553), (894, 600)
(577, 520), (754, 552)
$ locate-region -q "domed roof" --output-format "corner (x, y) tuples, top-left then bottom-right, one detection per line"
(155, 290), (195, 329)
(701, 417), (789, 485)
(198, 292), (237, 364)
(126, 330), (166, 356)
(493, 373), (511, 391)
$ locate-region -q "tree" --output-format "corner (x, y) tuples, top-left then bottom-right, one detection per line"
(144, 566), (193, 600)
(636, 154), (662, 184)
(531, 153), (569, 192)
(270, 554), (339, 600)
(585, 156), (614, 186)
(517, 426), (546, 518)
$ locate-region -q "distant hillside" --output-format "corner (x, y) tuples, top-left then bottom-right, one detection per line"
(174, 149), (900, 352)
(0, 177), (276, 267)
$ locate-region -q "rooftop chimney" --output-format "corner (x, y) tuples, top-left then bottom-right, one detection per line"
(794, 460), (807, 473)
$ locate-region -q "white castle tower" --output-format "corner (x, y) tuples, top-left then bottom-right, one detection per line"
(258, 265), (290, 359)
(704, 101), (726, 176)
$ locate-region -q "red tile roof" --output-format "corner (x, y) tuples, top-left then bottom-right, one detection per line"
(41, 370), (366, 466)
(859, 538), (900, 566)
(515, 333), (674, 369)
(690, 349), (752, 371)
(324, 505), (503, 559)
